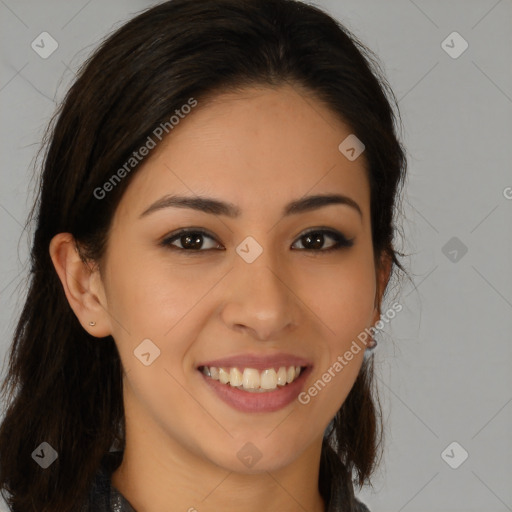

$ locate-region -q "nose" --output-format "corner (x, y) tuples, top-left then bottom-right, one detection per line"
(220, 248), (299, 341)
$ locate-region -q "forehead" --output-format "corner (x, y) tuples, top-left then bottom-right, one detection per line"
(115, 85), (370, 222)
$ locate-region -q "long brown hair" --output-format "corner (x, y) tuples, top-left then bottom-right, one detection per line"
(0, 0), (407, 510)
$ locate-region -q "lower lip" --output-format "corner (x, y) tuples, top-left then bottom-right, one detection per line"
(198, 367), (312, 413)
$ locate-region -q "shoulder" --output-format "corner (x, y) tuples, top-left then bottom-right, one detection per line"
(79, 453), (115, 511)
(354, 498), (371, 512)
(79, 451), (136, 512)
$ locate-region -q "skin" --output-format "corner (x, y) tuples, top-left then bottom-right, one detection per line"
(50, 84), (391, 512)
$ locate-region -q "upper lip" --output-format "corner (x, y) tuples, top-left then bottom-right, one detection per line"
(197, 352), (312, 372)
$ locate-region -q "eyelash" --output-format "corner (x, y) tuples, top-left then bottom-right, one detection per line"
(160, 228), (354, 254)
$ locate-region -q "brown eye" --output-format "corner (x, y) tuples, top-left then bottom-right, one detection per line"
(291, 229), (354, 252)
(161, 230), (222, 251)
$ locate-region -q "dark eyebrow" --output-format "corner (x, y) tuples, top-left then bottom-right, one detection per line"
(139, 193), (362, 219)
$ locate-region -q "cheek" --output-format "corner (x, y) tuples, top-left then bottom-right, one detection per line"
(103, 247), (225, 380)
(299, 262), (373, 418)
(103, 242), (205, 334)
(302, 255), (377, 342)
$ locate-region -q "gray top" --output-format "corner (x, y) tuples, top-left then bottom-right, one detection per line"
(81, 451), (370, 512)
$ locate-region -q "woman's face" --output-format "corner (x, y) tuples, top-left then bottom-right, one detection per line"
(99, 85), (385, 473)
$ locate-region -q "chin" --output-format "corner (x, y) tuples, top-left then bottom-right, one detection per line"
(205, 438), (307, 475)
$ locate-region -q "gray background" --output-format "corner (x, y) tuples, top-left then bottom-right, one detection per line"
(1, 1), (511, 511)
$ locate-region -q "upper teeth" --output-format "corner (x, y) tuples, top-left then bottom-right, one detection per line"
(201, 365), (303, 392)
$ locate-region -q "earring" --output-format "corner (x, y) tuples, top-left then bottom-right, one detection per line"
(366, 337), (377, 350)
(89, 321), (96, 326)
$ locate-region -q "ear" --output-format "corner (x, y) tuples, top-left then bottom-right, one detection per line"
(49, 233), (112, 337)
(372, 251), (393, 325)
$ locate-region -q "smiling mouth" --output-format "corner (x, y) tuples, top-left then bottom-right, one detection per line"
(198, 365), (307, 393)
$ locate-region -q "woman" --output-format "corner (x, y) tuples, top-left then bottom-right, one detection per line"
(0, 0), (407, 510)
